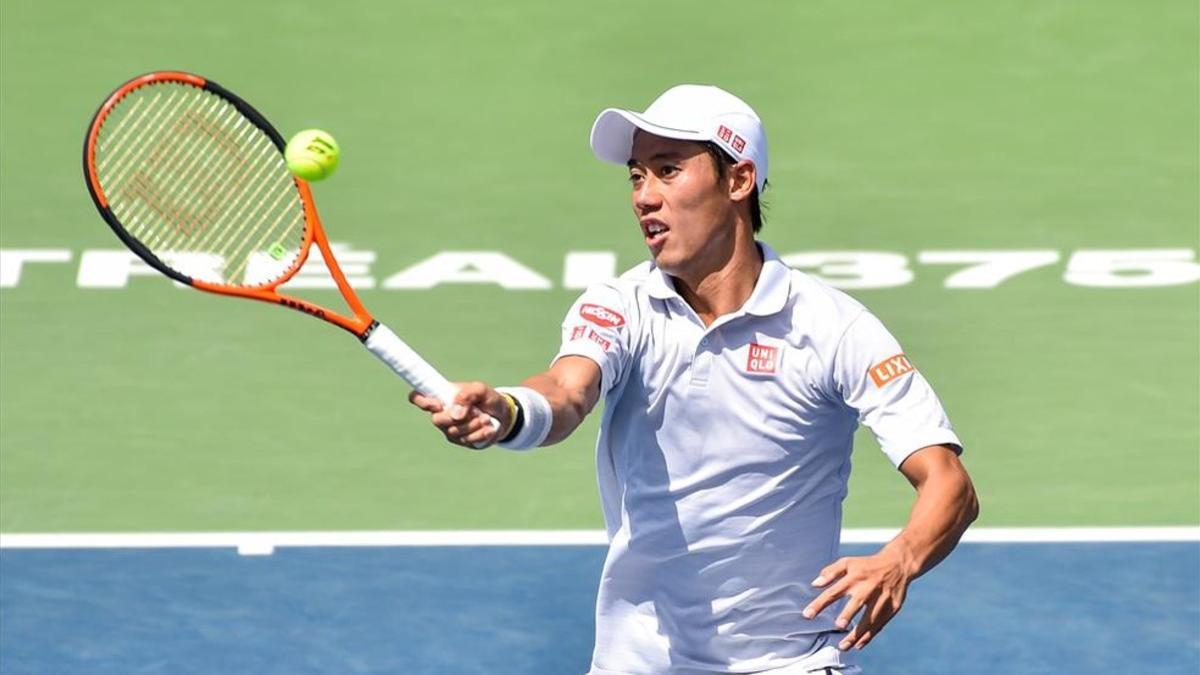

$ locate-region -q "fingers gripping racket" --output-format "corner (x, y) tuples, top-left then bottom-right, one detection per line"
(83, 71), (496, 434)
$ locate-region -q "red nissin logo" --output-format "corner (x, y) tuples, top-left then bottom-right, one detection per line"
(580, 304), (625, 328)
(869, 354), (916, 387)
(746, 343), (778, 374)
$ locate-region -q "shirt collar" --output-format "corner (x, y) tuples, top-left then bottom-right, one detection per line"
(646, 241), (791, 317)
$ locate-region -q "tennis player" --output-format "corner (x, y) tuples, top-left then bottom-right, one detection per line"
(409, 85), (979, 674)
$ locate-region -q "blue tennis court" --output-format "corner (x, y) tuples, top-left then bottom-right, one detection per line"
(2, 540), (1197, 674)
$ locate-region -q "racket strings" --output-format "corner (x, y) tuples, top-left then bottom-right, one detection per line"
(120, 91), (268, 250)
(130, 106), (242, 237)
(94, 81), (306, 286)
(120, 107), (236, 239)
(154, 117), (271, 252)
(133, 111), (253, 248)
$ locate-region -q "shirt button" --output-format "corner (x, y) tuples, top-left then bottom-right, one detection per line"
(700, 338), (709, 347)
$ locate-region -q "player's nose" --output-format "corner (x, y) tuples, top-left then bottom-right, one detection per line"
(633, 177), (662, 213)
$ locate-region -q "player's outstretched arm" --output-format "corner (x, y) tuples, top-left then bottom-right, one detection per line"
(517, 356), (603, 445)
(802, 445), (979, 651)
(408, 355), (603, 449)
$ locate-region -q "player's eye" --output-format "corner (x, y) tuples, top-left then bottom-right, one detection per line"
(659, 164), (679, 178)
(628, 172), (644, 185)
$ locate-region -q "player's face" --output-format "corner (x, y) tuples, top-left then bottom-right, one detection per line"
(627, 132), (736, 277)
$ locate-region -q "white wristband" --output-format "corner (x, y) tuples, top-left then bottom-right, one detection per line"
(495, 386), (553, 451)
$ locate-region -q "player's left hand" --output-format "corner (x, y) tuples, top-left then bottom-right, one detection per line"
(802, 547), (916, 651)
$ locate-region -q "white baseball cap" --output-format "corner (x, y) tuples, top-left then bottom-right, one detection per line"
(589, 84), (768, 192)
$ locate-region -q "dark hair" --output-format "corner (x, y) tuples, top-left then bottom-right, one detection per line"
(701, 142), (768, 233)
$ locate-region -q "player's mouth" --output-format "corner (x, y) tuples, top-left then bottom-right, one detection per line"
(641, 219), (669, 252)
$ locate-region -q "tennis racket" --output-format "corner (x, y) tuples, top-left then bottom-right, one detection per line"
(82, 71), (497, 434)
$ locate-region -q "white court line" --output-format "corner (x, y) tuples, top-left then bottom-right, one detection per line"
(0, 527), (1197, 556)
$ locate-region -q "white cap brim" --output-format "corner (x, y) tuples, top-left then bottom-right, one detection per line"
(589, 108), (709, 165)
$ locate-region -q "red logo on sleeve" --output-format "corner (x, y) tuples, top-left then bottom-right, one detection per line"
(746, 343), (778, 374)
(569, 324), (611, 350)
(869, 354), (916, 387)
(587, 328), (612, 351)
(580, 304), (625, 328)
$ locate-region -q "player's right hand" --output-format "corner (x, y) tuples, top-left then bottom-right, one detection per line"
(408, 381), (512, 450)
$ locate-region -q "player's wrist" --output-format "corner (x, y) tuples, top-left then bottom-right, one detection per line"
(881, 536), (923, 579)
(494, 386), (551, 450)
(497, 393), (522, 442)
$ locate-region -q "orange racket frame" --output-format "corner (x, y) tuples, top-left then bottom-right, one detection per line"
(83, 71), (374, 337)
(82, 71), (504, 442)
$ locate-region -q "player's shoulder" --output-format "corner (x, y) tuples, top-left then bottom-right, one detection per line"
(777, 263), (871, 349)
(576, 258), (652, 293)
(757, 239), (864, 318)
(578, 261), (655, 301)
(616, 260), (655, 284)
(785, 266), (866, 316)
(566, 261), (654, 329)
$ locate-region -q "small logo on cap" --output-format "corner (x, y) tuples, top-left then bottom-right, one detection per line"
(717, 125), (733, 142)
(732, 135), (746, 153)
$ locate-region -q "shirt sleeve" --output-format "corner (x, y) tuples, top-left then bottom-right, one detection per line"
(552, 283), (634, 397)
(830, 309), (964, 468)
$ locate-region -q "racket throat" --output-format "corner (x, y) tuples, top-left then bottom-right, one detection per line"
(359, 320), (382, 343)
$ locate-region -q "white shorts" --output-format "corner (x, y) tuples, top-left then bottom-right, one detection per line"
(586, 636), (862, 675)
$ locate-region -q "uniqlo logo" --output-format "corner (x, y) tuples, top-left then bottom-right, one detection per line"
(746, 343), (778, 374)
(869, 354), (916, 387)
(717, 125), (733, 142)
(569, 325), (587, 340)
(731, 135), (746, 153)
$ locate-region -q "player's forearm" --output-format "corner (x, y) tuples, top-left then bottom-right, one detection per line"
(520, 372), (596, 446)
(883, 467), (979, 579)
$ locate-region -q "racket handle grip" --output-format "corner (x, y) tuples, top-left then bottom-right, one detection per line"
(362, 322), (501, 444)
(363, 322), (458, 402)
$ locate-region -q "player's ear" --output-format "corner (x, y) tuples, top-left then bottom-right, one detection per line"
(728, 160), (756, 203)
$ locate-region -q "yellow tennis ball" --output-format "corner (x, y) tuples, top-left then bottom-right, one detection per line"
(285, 129), (340, 181)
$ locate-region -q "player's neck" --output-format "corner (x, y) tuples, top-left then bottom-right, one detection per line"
(671, 228), (763, 327)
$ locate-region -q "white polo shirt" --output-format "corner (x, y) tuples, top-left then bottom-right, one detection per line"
(554, 243), (963, 675)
